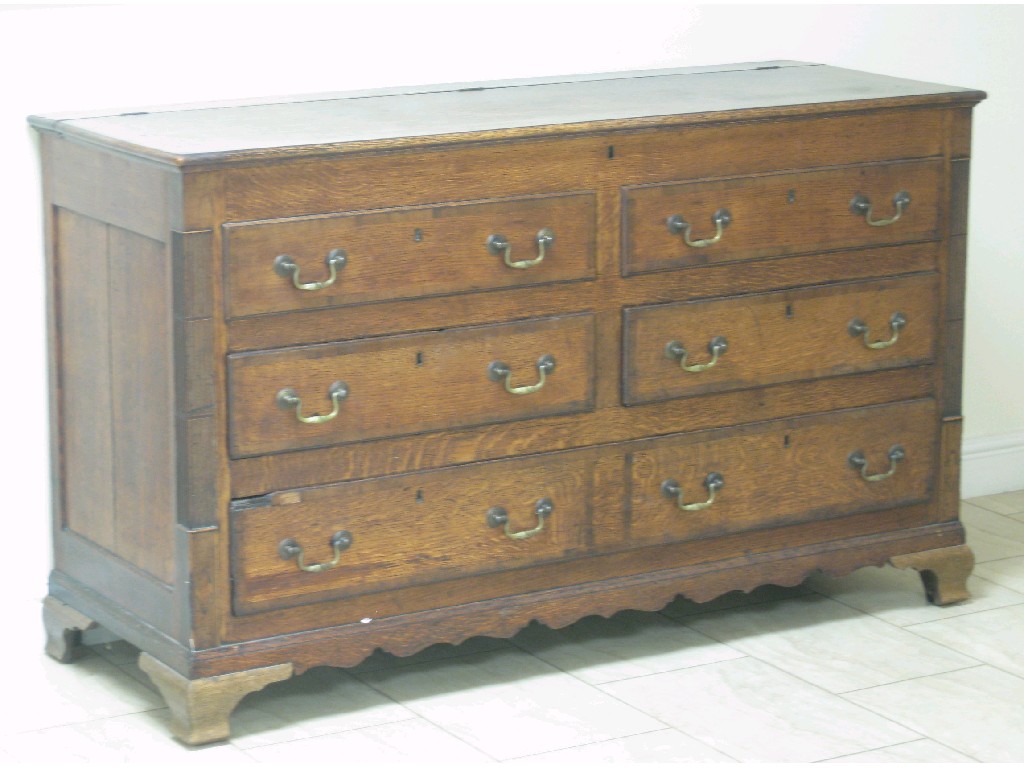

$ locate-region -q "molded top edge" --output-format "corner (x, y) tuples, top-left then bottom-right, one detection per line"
(29, 62), (984, 167)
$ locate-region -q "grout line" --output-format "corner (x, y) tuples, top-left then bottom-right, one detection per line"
(810, 736), (978, 764)
(237, 713), (421, 754)
(837, 663), (987, 695)
(501, 727), (675, 763)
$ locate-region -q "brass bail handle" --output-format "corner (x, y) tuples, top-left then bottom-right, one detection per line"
(276, 381), (349, 424)
(665, 336), (728, 372)
(848, 445), (905, 482)
(487, 228), (555, 269)
(486, 498), (554, 540)
(666, 209), (732, 248)
(850, 191), (911, 227)
(848, 312), (907, 350)
(274, 249), (347, 291)
(278, 530), (353, 573)
(488, 354), (556, 395)
(661, 472), (725, 512)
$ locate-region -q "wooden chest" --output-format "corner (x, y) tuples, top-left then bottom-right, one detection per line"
(33, 61), (985, 744)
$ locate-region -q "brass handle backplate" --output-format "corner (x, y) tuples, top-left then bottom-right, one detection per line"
(850, 191), (911, 227)
(486, 498), (554, 540)
(276, 381), (349, 424)
(666, 209), (732, 248)
(487, 228), (555, 269)
(488, 354), (556, 395)
(278, 530), (353, 573)
(274, 249), (347, 291)
(849, 445), (905, 482)
(665, 336), (728, 372)
(848, 312), (907, 350)
(662, 472), (725, 511)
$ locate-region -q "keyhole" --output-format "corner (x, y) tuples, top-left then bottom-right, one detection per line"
(416, 351), (424, 366)
(787, 189), (796, 204)
(415, 489), (424, 503)
(413, 228), (423, 243)
(785, 303), (794, 319)
(784, 434), (791, 448)
(607, 145), (615, 159)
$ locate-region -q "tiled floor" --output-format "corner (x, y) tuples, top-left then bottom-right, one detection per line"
(7, 491), (1024, 763)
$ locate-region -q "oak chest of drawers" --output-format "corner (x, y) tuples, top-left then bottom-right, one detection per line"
(33, 61), (985, 744)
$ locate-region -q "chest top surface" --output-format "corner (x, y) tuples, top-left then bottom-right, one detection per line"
(29, 61), (983, 165)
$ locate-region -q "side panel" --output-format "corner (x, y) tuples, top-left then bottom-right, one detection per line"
(45, 135), (181, 638)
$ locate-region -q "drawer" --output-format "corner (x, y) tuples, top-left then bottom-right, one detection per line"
(224, 192), (596, 318)
(626, 399), (937, 548)
(623, 273), (937, 406)
(230, 452), (592, 614)
(228, 313), (595, 457)
(622, 159), (942, 275)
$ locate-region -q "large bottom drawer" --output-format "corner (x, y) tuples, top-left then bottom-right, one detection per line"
(231, 452), (593, 615)
(625, 399), (937, 547)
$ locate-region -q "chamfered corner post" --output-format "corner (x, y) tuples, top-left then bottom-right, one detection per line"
(889, 544), (974, 606)
(138, 653), (294, 745)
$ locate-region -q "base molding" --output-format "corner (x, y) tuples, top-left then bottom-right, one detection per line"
(961, 430), (1024, 498)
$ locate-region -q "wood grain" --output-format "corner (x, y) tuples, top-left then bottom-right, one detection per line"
(232, 452), (594, 614)
(228, 313), (596, 457)
(108, 226), (176, 584)
(626, 399), (936, 545)
(624, 274), (938, 405)
(623, 159), (942, 275)
(55, 209), (115, 550)
(224, 192), (596, 318)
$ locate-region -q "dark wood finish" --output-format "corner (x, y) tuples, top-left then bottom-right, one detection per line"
(624, 274), (938, 405)
(627, 400), (937, 545)
(224, 192), (597, 318)
(228, 313), (596, 457)
(623, 159), (942, 275)
(227, 241), (941, 355)
(42, 596), (98, 663)
(232, 451), (594, 614)
(232, 366), (937, 497)
(138, 653), (293, 745)
(33, 63), (983, 744)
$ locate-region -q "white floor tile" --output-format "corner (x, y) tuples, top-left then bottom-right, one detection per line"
(680, 595), (976, 693)
(244, 717), (492, 763)
(5, 652), (163, 736)
(353, 647), (661, 761)
(960, 502), (1024, 562)
(660, 583), (812, 619)
(844, 665), (1024, 762)
(230, 666), (416, 750)
(823, 738), (975, 762)
(3, 709), (253, 763)
(907, 603), (1024, 677)
(966, 489), (1024, 516)
(511, 610), (744, 685)
(601, 656), (917, 762)
(805, 564), (1024, 626)
(508, 728), (736, 763)
(974, 555), (1024, 594)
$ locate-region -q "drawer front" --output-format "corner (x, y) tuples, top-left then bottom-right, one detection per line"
(627, 399), (937, 547)
(224, 192), (596, 318)
(231, 452), (592, 614)
(624, 273), (938, 405)
(229, 313), (595, 457)
(623, 159), (942, 275)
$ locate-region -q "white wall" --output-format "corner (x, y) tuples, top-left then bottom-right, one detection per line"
(1, 3), (1021, 603)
